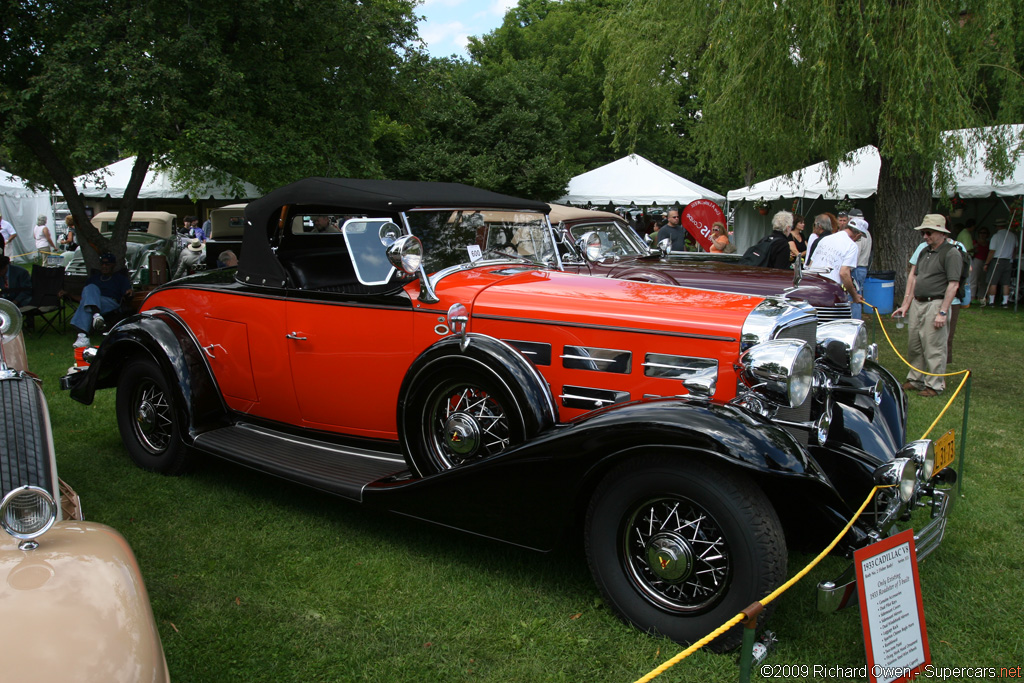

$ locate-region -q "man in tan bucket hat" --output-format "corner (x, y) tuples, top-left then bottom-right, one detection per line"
(892, 214), (963, 397)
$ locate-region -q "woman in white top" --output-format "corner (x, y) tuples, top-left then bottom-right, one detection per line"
(33, 214), (56, 264)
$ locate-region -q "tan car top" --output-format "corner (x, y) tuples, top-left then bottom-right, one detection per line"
(90, 211), (176, 238)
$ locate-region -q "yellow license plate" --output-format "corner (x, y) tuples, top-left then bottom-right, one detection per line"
(934, 429), (956, 473)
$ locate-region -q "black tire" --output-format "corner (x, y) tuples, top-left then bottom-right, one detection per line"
(585, 455), (786, 651)
(115, 357), (194, 475)
(402, 358), (527, 477)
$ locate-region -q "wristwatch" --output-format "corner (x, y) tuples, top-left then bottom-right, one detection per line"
(938, 310), (948, 316)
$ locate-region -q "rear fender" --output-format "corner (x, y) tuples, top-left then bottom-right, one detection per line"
(65, 310), (228, 440)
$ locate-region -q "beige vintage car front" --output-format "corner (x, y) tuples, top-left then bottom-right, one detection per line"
(0, 300), (169, 682)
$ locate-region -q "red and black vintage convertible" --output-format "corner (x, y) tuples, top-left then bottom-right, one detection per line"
(63, 178), (953, 649)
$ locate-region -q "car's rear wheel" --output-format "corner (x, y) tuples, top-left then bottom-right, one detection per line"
(402, 359), (525, 477)
(585, 455), (786, 651)
(116, 357), (194, 475)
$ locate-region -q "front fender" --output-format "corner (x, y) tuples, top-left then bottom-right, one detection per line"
(63, 310), (228, 439)
(369, 398), (848, 551)
(0, 522), (169, 683)
(833, 360), (907, 454)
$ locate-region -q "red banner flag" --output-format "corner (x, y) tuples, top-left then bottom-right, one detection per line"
(681, 200), (727, 252)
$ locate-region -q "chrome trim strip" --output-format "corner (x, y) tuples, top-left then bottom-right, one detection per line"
(561, 354), (620, 363)
(473, 314), (736, 342)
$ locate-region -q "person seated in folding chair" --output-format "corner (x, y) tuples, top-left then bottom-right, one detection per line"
(66, 252), (133, 348)
(0, 256), (32, 307)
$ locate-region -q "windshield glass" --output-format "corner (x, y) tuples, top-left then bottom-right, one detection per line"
(566, 220), (649, 258)
(406, 210), (556, 273)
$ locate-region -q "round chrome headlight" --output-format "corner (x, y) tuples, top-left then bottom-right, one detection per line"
(899, 439), (937, 482)
(816, 320), (869, 376)
(740, 339), (814, 408)
(1, 485), (57, 540)
(386, 235), (423, 274)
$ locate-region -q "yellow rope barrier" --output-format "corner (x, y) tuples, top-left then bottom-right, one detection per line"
(632, 484), (894, 683)
(867, 303), (967, 378)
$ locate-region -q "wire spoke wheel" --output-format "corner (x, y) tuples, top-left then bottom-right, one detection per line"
(427, 382), (511, 469)
(132, 379), (174, 454)
(624, 497), (731, 612)
(116, 358), (194, 475)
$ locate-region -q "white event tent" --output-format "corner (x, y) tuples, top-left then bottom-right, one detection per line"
(74, 156), (261, 200)
(558, 154), (725, 206)
(1, 172), (55, 263)
(726, 124), (1024, 251)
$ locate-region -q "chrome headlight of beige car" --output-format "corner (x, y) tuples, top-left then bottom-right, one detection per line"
(816, 320), (869, 376)
(740, 339), (814, 408)
(1, 485), (57, 542)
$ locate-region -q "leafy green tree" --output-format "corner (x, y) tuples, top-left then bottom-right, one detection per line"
(384, 55), (577, 199)
(594, 0), (1023, 279)
(0, 0), (417, 265)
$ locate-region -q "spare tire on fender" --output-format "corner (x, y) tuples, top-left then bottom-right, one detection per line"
(398, 334), (557, 477)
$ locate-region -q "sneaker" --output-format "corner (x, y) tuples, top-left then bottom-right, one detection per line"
(91, 312), (106, 333)
(73, 333), (91, 348)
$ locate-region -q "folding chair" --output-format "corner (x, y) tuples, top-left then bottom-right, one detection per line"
(20, 266), (66, 336)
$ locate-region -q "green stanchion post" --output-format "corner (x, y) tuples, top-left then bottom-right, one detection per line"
(738, 621), (757, 683)
(957, 372), (971, 498)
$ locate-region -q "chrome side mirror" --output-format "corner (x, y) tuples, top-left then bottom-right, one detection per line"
(379, 222), (401, 247)
(658, 237), (671, 255)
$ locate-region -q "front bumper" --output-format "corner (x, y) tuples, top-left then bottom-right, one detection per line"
(816, 467), (955, 612)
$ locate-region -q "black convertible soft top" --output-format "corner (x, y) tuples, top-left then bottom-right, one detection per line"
(238, 178), (549, 287)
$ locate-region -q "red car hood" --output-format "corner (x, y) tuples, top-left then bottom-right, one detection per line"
(462, 268), (760, 340)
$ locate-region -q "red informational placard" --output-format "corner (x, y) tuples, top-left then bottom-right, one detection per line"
(854, 529), (930, 683)
(681, 200), (727, 252)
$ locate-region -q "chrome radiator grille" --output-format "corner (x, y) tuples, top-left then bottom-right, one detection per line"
(815, 302), (853, 321)
(0, 378), (54, 499)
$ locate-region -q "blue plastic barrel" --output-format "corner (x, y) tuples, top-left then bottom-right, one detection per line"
(864, 270), (896, 315)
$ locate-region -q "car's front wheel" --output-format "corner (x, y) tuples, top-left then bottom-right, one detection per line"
(116, 357), (194, 475)
(585, 455), (786, 651)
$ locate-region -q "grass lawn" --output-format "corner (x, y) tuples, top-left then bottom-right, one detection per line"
(23, 304), (1024, 682)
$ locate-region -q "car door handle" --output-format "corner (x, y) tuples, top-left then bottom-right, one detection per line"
(203, 343), (226, 358)
(286, 332), (307, 341)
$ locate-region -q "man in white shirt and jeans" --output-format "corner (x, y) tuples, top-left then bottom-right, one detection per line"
(983, 217), (1017, 307)
(808, 216), (867, 311)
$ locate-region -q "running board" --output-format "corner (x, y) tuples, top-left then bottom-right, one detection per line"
(193, 424), (408, 502)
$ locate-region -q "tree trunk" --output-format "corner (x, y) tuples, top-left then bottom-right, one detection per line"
(873, 155), (932, 300)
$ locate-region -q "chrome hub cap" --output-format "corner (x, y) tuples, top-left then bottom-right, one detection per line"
(136, 401), (157, 436)
(444, 413), (481, 456)
(132, 381), (172, 453)
(624, 497), (731, 613)
(428, 384), (511, 469)
(645, 532), (694, 582)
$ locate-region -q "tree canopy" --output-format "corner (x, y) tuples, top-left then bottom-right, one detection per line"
(594, 0), (1023, 276)
(0, 0), (417, 262)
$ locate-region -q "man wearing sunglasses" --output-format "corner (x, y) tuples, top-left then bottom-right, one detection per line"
(892, 214), (963, 397)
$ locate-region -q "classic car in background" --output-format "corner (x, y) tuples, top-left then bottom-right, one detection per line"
(203, 203), (247, 269)
(548, 204), (854, 321)
(65, 211), (182, 287)
(0, 300), (169, 682)
(63, 178), (952, 650)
